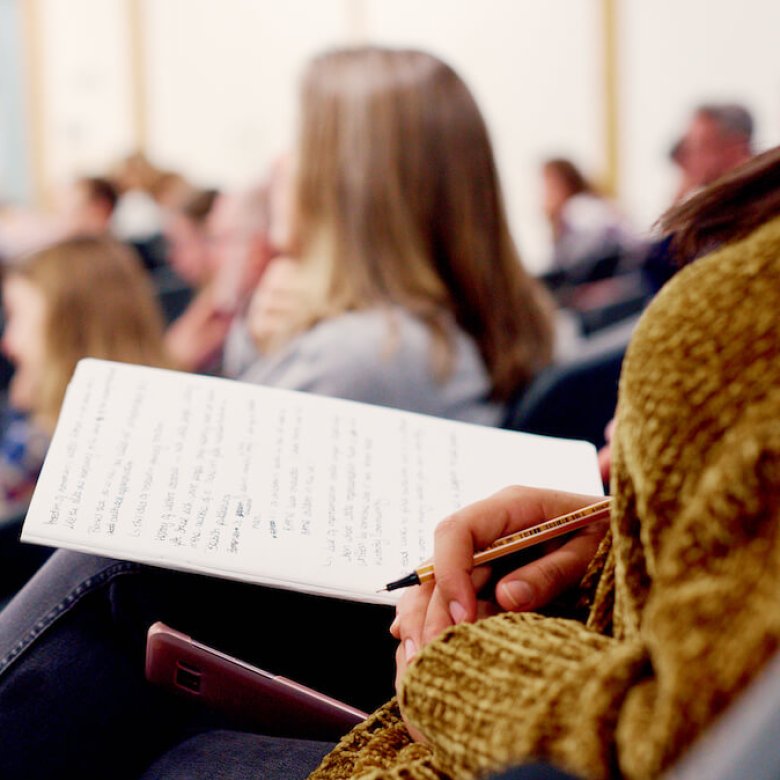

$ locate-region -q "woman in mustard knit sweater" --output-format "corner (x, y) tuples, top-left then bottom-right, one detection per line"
(303, 147), (780, 779)
(137, 149), (780, 780)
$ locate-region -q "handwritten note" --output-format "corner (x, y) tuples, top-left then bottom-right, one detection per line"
(22, 360), (603, 604)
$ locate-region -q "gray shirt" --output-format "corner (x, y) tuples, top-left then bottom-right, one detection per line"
(239, 308), (502, 427)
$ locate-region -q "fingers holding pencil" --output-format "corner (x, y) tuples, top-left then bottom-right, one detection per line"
(431, 487), (607, 623)
(392, 487), (609, 664)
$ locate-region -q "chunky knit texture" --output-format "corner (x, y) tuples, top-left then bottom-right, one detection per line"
(308, 216), (780, 779)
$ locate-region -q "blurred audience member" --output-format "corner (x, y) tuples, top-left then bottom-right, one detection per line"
(111, 152), (169, 245)
(57, 176), (118, 238)
(644, 104), (756, 295)
(236, 47), (554, 415)
(149, 170), (193, 212)
(671, 103), (754, 202)
(0, 236), (169, 519)
(542, 158), (639, 276)
(165, 187), (274, 374)
(163, 188), (220, 289)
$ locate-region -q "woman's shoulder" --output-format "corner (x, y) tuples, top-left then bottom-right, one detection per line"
(301, 308), (490, 380)
(301, 307), (432, 355)
(241, 307), (500, 424)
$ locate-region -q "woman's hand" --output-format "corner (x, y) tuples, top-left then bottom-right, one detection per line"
(247, 257), (305, 351)
(391, 486), (608, 667)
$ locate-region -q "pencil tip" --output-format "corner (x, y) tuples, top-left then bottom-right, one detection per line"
(376, 587), (387, 593)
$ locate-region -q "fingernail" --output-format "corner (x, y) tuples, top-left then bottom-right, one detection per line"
(389, 615), (400, 634)
(449, 601), (467, 624)
(404, 638), (417, 662)
(502, 580), (534, 610)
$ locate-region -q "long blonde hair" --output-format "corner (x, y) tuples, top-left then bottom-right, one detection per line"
(288, 46), (553, 401)
(8, 236), (169, 428)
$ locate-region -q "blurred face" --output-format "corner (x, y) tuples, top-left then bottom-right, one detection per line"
(57, 181), (110, 236)
(205, 195), (271, 311)
(679, 114), (745, 188)
(164, 212), (211, 287)
(542, 167), (572, 221)
(2, 276), (49, 412)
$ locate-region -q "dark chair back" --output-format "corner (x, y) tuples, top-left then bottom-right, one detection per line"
(503, 345), (626, 448)
(152, 267), (195, 324)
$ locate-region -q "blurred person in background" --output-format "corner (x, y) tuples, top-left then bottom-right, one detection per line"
(165, 186), (274, 374)
(56, 176), (118, 238)
(542, 158), (639, 279)
(163, 187), (220, 289)
(643, 103), (756, 296)
(671, 102), (754, 202)
(111, 153), (191, 270)
(0, 236), (169, 520)
(148, 170), (194, 213)
(110, 151), (166, 243)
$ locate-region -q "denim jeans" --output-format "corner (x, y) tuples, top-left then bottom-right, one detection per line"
(0, 550), (395, 779)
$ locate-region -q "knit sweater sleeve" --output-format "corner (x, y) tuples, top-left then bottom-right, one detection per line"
(308, 616), (645, 780)
(399, 416), (780, 780)
(397, 613), (644, 779)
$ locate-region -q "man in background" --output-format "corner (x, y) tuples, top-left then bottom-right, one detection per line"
(164, 187), (276, 375)
(642, 103), (755, 295)
(671, 103), (754, 202)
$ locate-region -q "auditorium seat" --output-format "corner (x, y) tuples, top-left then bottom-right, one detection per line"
(152, 267), (195, 324)
(503, 344), (626, 448)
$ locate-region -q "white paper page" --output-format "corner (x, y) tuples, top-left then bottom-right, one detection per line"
(22, 359), (603, 604)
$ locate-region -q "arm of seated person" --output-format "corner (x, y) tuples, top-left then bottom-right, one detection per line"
(165, 287), (234, 372)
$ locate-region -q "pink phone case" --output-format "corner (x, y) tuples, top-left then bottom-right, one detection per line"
(145, 622), (367, 741)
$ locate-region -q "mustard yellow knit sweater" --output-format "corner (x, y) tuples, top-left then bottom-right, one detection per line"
(309, 216), (780, 780)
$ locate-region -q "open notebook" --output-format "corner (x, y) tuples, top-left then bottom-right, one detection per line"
(21, 359), (604, 605)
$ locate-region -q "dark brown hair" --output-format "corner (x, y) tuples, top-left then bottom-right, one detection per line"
(543, 158), (593, 198)
(79, 176), (119, 212)
(660, 145), (780, 263)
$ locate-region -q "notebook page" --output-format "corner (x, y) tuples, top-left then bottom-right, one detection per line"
(22, 359), (603, 604)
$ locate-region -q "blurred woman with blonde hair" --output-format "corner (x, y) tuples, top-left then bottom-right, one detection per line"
(0, 236), (169, 516)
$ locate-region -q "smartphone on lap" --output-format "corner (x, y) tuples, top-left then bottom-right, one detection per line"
(145, 622), (367, 741)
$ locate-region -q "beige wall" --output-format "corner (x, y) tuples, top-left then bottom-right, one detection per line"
(19, 0), (780, 271)
(142, 0), (353, 188)
(36, 0), (134, 188)
(620, 0), (780, 230)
